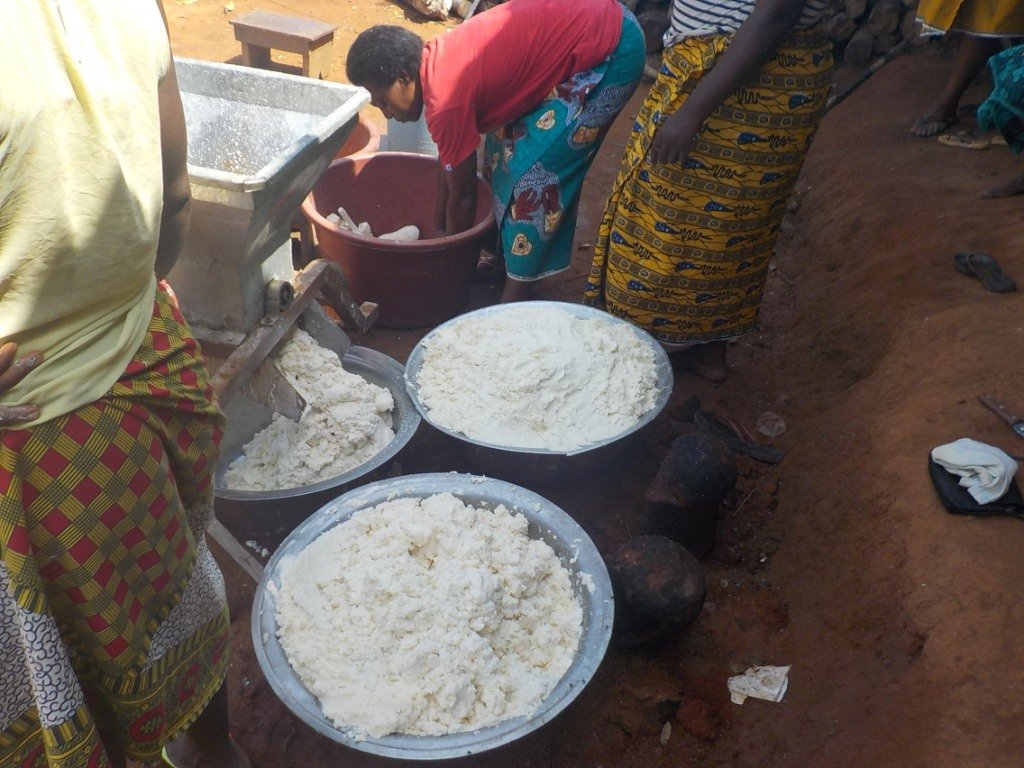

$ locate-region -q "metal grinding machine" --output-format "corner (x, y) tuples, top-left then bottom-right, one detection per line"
(167, 59), (378, 564)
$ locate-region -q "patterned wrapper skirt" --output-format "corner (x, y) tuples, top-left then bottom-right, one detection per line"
(0, 284), (229, 768)
(916, 0), (1024, 36)
(979, 43), (1024, 152)
(584, 28), (833, 346)
(482, 10), (645, 281)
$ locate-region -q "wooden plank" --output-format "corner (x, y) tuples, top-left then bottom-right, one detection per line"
(210, 260), (376, 408)
(305, 41), (334, 79)
(873, 32), (901, 54)
(208, 519), (265, 582)
(827, 11), (857, 42)
(844, 0), (868, 19)
(867, 0), (902, 35)
(230, 10), (336, 48)
(240, 41), (273, 68)
(844, 26), (875, 66)
(245, 357), (306, 421)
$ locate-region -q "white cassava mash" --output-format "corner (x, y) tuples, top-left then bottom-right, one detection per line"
(222, 329), (394, 490)
(415, 305), (659, 451)
(274, 492), (583, 739)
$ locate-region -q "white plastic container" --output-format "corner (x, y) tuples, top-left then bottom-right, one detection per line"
(383, 114), (438, 156)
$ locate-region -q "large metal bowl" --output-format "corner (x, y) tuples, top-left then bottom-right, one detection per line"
(215, 345), (420, 539)
(252, 473), (614, 760)
(404, 301), (673, 486)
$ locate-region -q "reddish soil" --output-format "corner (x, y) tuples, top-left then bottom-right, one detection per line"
(168, 4), (1024, 767)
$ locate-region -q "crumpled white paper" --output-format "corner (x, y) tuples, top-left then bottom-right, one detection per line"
(728, 665), (791, 705)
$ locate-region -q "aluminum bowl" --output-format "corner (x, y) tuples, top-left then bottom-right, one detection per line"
(404, 301), (673, 486)
(252, 473), (614, 760)
(215, 345), (420, 540)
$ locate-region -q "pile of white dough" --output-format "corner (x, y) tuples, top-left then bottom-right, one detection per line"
(222, 329), (394, 491)
(274, 492), (582, 739)
(415, 305), (660, 452)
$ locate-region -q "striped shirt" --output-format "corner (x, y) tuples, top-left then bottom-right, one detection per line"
(665, 0), (830, 45)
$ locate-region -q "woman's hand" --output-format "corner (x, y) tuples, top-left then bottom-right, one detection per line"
(647, 0), (806, 167)
(0, 342), (43, 427)
(648, 109), (703, 166)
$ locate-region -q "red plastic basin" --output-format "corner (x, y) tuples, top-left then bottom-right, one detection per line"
(302, 152), (495, 328)
(334, 114), (380, 159)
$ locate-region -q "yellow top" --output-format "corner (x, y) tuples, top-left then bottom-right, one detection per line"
(0, 0), (170, 426)
(917, 0), (1024, 35)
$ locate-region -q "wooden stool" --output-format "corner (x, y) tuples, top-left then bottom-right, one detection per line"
(229, 10), (337, 79)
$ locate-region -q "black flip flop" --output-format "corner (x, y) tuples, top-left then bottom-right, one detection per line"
(953, 252), (1017, 293)
(928, 457), (1024, 518)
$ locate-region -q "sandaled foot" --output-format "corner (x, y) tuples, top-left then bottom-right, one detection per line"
(982, 173), (1024, 199)
(673, 341), (728, 383)
(953, 251), (1017, 293)
(911, 113), (957, 138)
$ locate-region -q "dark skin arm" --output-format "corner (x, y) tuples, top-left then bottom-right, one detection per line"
(440, 152), (479, 236)
(649, 0), (807, 165)
(435, 163), (449, 232)
(154, 0), (191, 279)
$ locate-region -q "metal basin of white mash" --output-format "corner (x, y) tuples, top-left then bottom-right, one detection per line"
(252, 473), (614, 760)
(214, 345), (420, 540)
(404, 301), (673, 486)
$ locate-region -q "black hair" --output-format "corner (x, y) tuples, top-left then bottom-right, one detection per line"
(346, 25), (424, 89)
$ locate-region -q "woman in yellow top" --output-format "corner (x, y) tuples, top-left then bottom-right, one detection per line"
(0, 2), (249, 766)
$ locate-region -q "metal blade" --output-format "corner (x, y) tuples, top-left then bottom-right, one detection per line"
(245, 359), (306, 422)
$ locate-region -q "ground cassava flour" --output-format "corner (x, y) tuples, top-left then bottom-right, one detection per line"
(415, 305), (659, 451)
(222, 329), (394, 490)
(274, 492), (583, 738)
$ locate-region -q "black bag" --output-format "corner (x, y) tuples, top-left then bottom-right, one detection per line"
(928, 457), (1024, 519)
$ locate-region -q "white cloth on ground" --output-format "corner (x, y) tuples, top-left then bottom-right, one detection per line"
(930, 437), (1018, 504)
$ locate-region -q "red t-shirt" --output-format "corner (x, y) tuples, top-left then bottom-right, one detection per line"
(420, 0), (625, 170)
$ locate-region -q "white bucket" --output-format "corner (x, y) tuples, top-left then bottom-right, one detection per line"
(382, 114), (438, 157)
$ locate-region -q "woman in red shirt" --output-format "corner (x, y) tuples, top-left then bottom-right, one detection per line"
(347, 0), (645, 302)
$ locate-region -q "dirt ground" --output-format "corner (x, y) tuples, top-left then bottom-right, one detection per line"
(167, 3), (1024, 766)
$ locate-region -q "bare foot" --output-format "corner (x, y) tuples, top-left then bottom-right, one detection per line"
(910, 112), (957, 138)
(982, 173), (1024, 199)
(674, 341), (728, 383)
